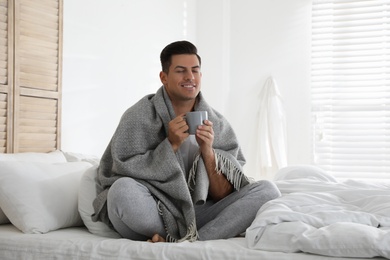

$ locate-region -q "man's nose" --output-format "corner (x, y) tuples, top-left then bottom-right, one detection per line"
(185, 71), (194, 80)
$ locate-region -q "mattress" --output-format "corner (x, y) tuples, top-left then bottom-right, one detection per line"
(0, 153), (389, 260)
(0, 224), (381, 260)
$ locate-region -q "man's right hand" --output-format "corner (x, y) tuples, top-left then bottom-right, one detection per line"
(168, 113), (189, 152)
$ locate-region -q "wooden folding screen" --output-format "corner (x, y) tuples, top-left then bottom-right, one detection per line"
(0, 0), (62, 153)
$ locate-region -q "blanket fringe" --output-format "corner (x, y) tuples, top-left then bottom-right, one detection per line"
(166, 221), (198, 243)
(187, 151), (245, 191)
(187, 152), (201, 191)
(214, 152), (244, 190)
(157, 201), (198, 243)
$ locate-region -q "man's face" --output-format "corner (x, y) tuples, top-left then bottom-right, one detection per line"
(160, 54), (202, 103)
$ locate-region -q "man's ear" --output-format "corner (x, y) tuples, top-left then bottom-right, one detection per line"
(159, 71), (167, 85)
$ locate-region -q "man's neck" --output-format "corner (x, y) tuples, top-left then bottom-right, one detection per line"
(172, 99), (196, 116)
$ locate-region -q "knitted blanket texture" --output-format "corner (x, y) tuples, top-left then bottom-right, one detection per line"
(92, 86), (250, 242)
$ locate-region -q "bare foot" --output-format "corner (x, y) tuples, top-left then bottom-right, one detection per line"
(147, 234), (166, 243)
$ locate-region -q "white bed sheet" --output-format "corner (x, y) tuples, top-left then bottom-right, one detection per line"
(0, 224), (379, 260)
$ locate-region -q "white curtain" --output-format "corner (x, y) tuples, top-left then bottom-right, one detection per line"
(256, 77), (288, 179)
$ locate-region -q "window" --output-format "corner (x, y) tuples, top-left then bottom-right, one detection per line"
(311, 0), (390, 179)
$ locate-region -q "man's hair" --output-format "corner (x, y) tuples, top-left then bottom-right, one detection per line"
(160, 40), (201, 74)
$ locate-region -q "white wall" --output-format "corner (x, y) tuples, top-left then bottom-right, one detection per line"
(62, 0), (197, 156)
(197, 0), (312, 179)
(62, 0), (312, 180)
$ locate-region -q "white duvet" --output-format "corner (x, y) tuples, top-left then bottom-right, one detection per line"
(246, 166), (390, 259)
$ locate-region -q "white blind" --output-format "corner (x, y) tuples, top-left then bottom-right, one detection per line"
(311, 0), (390, 179)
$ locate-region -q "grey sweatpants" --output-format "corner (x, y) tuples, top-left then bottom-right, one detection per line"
(107, 178), (280, 241)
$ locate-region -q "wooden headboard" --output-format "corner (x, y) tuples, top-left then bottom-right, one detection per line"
(0, 0), (63, 153)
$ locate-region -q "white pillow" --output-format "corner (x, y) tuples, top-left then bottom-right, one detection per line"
(0, 150), (68, 225)
(78, 165), (121, 238)
(0, 150), (67, 163)
(274, 164), (337, 182)
(0, 161), (93, 233)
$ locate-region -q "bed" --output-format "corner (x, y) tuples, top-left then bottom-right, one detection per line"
(0, 151), (389, 260)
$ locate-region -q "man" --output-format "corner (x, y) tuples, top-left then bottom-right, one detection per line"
(92, 40), (280, 242)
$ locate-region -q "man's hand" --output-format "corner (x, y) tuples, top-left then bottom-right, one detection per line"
(168, 114), (189, 152)
(195, 119), (214, 156)
(196, 120), (233, 201)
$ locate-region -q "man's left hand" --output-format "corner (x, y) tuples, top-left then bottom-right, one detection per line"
(196, 120), (214, 157)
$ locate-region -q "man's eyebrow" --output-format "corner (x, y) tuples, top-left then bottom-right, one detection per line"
(174, 65), (201, 69)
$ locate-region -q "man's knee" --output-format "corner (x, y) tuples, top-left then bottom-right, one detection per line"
(249, 180), (281, 201)
(109, 177), (147, 199)
(107, 177), (146, 214)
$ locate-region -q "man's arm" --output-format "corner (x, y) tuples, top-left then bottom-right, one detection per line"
(196, 120), (233, 201)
